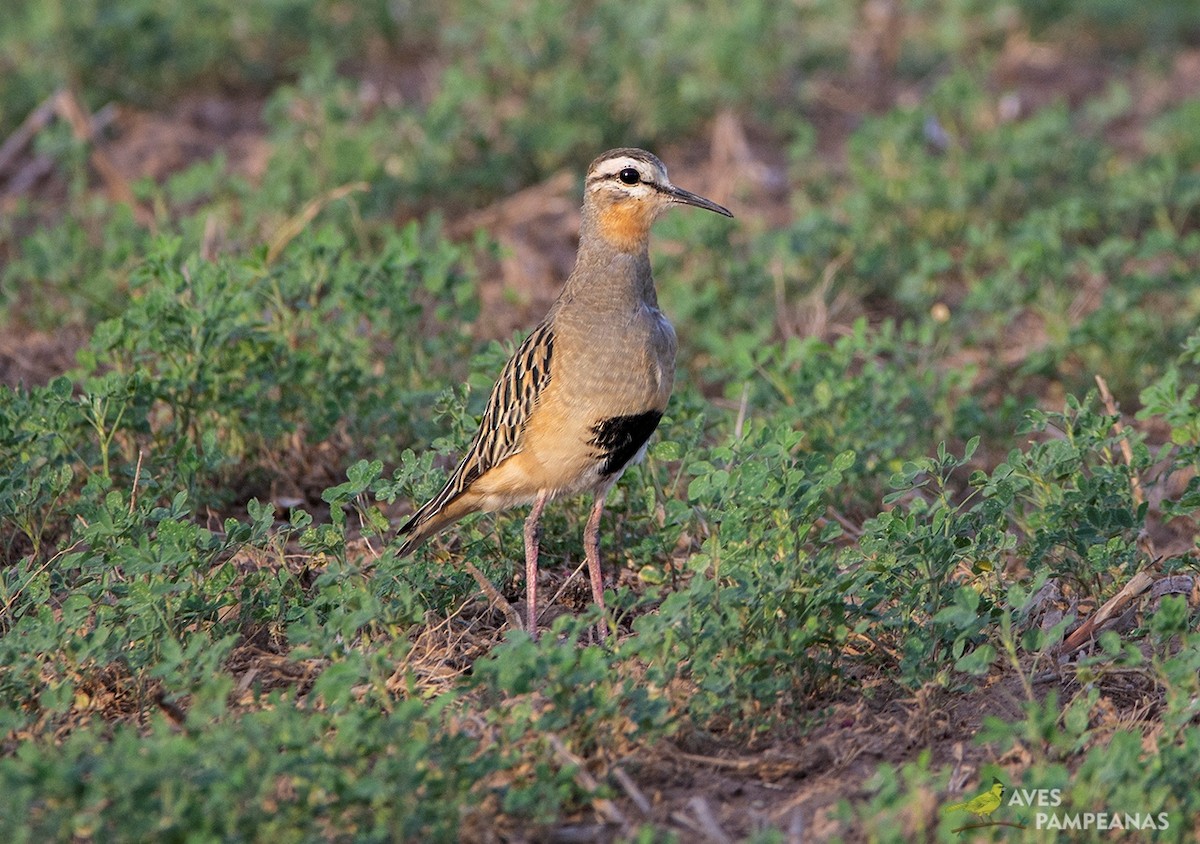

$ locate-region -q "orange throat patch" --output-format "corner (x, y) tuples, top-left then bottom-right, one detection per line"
(595, 200), (655, 252)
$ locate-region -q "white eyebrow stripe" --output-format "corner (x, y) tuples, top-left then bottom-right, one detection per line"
(592, 156), (646, 177)
(587, 156), (664, 184)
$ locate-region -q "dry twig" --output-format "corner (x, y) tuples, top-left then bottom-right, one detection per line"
(687, 796), (733, 844)
(0, 92), (59, 177)
(611, 766), (652, 817)
(1060, 569), (1156, 654)
(55, 90), (152, 226)
(1059, 376), (1164, 654)
(547, 734), (628, 828)
(1094, 374), (1145, 509)
(0, 89), (152, 226)
(266, 182), (368, 263)
(461, 560), (523, 631)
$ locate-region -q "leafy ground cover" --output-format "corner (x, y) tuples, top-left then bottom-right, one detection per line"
(2, 0), (1200, 840)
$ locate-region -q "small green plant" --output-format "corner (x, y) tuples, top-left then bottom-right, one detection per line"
(1001, 396), (1149, 596)
(855, 437), (1011, 686)
(627, 422), (857, 726)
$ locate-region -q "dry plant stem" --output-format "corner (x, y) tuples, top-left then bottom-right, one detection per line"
(611, 766), (652, 816)
(55, 89), (155, 228)
(265, 182), (368, 263)
(826, 506), (864, 539)
(451, 169), (576, 236)
(708, 108), (772, 209)
(4, 154), (54, 197)
(783, 807), (805, 844)
(385, 596), (477, 695)
(547, 734), (627, 828)
(128, 450), (144, 515)
(687, 796), (733, 844)
(1060, 569), (1156, 654)
(951, 821), (1029, 833)
(1057, 375), (1160, 654)
(1, 541), (80, 619)
(1094, 374), (1145, 508)
(851, 629), (900, 663)
(670, 811), (708, 836)
(1000, 613), (1038, 704)
(355, 505), (379, 560)
(733, 382), (750, 440)
(0, 89), (120, 210)
(0, 91), (59, 177)
(461, 560), (522, 632)
(1095, 373), (1155, 563)
(666, 746), (764, 772)
(542, 556), (589, 622)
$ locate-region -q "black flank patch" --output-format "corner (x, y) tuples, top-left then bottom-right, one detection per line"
(591, 410), (664, 476)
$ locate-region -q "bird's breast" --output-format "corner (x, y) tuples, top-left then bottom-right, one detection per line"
(503, 305), (675, 495)
(552, 306), (676, 415)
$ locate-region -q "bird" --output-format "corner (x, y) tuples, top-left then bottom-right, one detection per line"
(942, 778), (1006, 820)
(397, 148), (732, 639)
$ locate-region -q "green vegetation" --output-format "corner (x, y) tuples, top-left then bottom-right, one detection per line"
(2, 0), (1199, 839)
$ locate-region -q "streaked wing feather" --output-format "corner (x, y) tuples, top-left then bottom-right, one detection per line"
(400, 323), (554, 536)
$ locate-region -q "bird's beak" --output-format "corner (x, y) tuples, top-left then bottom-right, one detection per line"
(662, 184), (733, 217)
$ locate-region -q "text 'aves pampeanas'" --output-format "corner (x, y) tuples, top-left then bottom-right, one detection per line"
(398, 148), (733, 639)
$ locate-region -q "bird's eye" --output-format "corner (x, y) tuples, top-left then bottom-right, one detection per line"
(618, 168), (641, 185)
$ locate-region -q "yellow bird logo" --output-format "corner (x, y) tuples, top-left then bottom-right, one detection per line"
(942, 778), (1006, 819)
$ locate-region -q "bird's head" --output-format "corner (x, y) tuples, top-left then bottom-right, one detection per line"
(991, 778), (1005, 796)
(583, 148), (732, 252)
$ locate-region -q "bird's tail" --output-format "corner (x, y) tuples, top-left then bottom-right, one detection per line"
(940, 801), (968, 815)
(397, 486), (478, 557)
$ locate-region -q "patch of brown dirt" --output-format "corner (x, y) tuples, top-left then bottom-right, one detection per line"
(103, 94), (270, 188)
(0, 324), (86, 388)
(992, 32), (1117, 118)
(525, 670), (1044, 842)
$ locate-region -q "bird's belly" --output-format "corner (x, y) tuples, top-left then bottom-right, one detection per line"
(473, 400), (661, 507)
(470, 425), (607, 508)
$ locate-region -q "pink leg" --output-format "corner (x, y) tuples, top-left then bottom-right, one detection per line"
(584, 493), (608, 641)
(523, 490), (550, 639)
